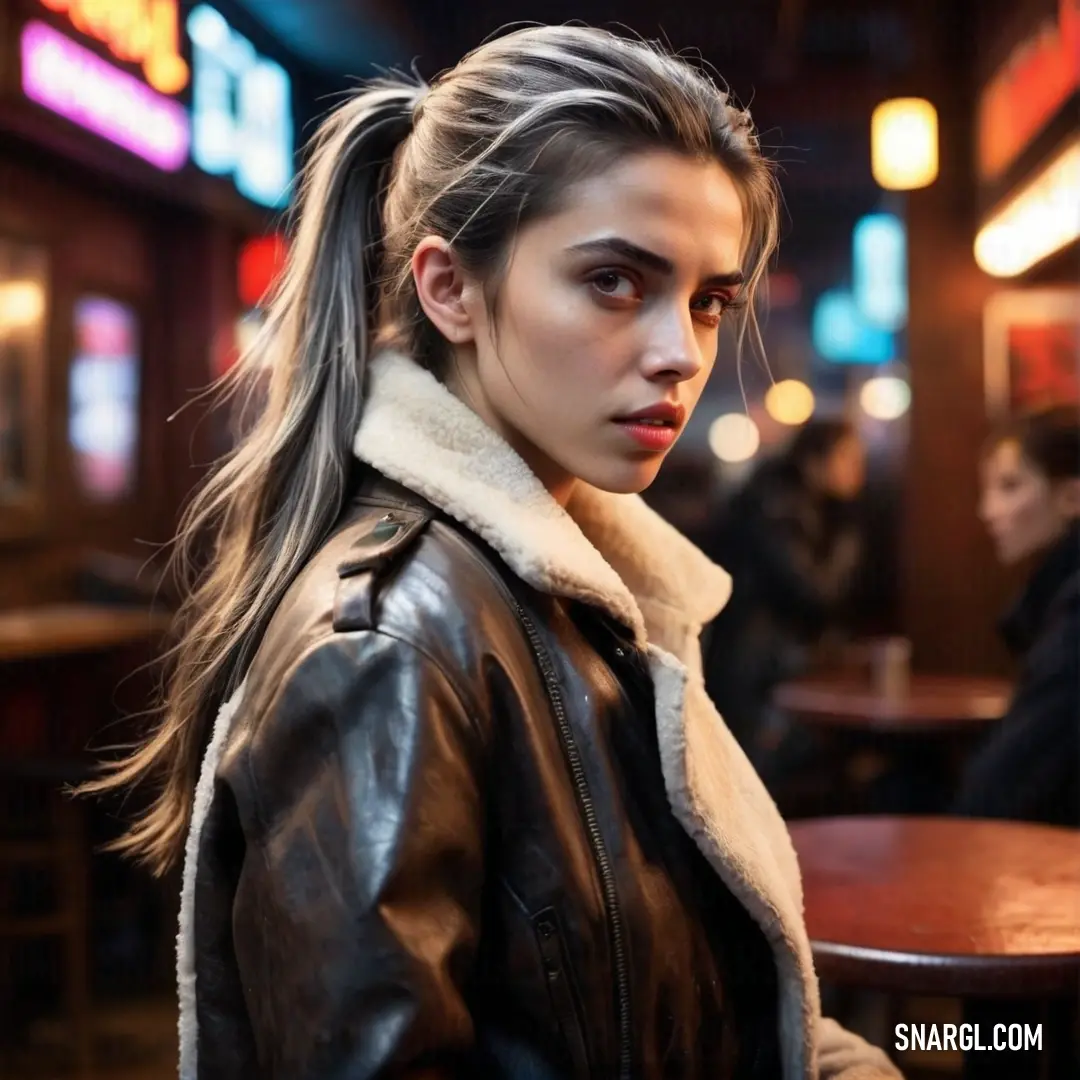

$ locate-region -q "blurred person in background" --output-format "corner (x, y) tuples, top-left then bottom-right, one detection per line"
(702, 419), (867, 765)
(83, 25), (897, 1080)
(953, 405), (1080, 827)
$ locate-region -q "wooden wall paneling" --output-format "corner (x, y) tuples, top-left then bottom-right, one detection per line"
(900, 0), (1024, 676)
(153, 213), (237, 556)
(0, 147), (238, 608)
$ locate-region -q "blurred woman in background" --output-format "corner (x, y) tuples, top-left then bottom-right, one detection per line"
(703, 418), (867, 762)
(954, 405), (1080, 826)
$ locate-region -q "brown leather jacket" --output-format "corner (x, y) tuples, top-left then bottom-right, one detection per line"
(189, 474), (779, 1079)
(178, 350), (900, 1080)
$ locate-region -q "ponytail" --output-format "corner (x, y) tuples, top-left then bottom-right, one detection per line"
(82, 79), (425, 876)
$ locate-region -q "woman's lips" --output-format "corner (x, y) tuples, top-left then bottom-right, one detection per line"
(614, 419), (679, 451)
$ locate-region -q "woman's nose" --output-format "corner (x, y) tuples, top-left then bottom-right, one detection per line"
(640, 311), (702, 381)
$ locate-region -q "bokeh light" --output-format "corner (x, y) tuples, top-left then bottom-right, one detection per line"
(871, 97), (939, 190)
(764, 380), (816, 425)
(860, 376), (912, 420)
(709, 413), (761, 463)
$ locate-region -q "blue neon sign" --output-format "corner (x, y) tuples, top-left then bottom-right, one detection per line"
(187, 4), (293, 208)
(812, 288), (895, 364)
(853, 212), (907, 331)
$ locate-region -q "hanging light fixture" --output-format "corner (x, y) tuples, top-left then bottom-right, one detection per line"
(871, 98), (939, 190)
(974, 135), (1080, 277)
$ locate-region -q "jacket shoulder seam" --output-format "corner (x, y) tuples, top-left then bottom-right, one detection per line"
(235, 627), (487, 853)
(236, 627), (487, 777)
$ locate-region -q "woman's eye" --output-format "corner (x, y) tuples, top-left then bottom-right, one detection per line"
(590, 271), (637, 300)
(691, 293), (731, 320)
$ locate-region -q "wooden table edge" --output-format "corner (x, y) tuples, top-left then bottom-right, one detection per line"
(772, 679), (1011, 731)
(787, 714), (1000, 734)
(810, 939), (1080, 998)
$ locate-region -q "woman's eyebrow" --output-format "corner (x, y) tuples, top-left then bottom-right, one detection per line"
(567, 236), (744, 288)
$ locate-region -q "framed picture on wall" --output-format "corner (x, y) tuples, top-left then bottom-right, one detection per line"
(984, 288), (1080, 418)
(68, 294), (142, 502)
(0, 237), (48, 541)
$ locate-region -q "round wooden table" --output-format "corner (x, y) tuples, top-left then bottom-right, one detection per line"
(789, 816), (1080, 997)
(774, 674), (1012, 734)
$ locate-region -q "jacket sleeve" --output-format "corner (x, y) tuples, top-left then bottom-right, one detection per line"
(227, 631), (486, 1079)
(818, 1016), (904, 1078)
(952, 591), (1080, 825)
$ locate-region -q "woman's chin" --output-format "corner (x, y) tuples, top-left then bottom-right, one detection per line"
(573, 454), (667, 495)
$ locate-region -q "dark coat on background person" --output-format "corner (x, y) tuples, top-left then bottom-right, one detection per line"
(953, 523), (1080, 827)
(176, 352), (898, 1080)
(701, 459), (863, 751)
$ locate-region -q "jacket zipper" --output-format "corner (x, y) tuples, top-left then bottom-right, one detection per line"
(435, 523), (633, 1078)
(514, 600), (633, 1080)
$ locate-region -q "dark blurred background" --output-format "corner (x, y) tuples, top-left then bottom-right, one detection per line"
(0, 0), (1076, 1076)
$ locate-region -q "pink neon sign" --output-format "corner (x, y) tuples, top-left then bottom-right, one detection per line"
(20, 20), (190, 172)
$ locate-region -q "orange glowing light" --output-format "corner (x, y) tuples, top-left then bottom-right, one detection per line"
(38, 0), (189, 94)
(977, 0), (1080, 181)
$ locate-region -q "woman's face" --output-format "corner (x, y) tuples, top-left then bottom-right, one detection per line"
(437, 150), (747, 503)
(979, 439), (1073, 565)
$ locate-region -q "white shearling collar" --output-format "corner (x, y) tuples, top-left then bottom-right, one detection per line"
(352, 349), (732, 649)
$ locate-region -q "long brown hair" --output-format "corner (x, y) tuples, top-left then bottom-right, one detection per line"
(87, 25), (782, 876)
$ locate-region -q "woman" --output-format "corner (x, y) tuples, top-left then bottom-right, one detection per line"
(703, 419), (866, 758)
(954, 406), (1080, 826)
(91, 27), (898, 1079)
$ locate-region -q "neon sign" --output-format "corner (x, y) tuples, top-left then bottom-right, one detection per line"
(812, 288), (895, 365)
(69, 296), (142, 501)
(38, 0), (189, 95)
(21, 21), (190, 171)
(852, 213), (907, 332)
(978, 0), (1080, 181)
(187, 5), (294, 208)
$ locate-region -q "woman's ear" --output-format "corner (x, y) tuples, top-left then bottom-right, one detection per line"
(411, 237), (476, 345)
(1053, 476), (1080, 520)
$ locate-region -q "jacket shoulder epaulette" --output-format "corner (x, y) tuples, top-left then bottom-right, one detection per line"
(333, 504), (432, 632)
